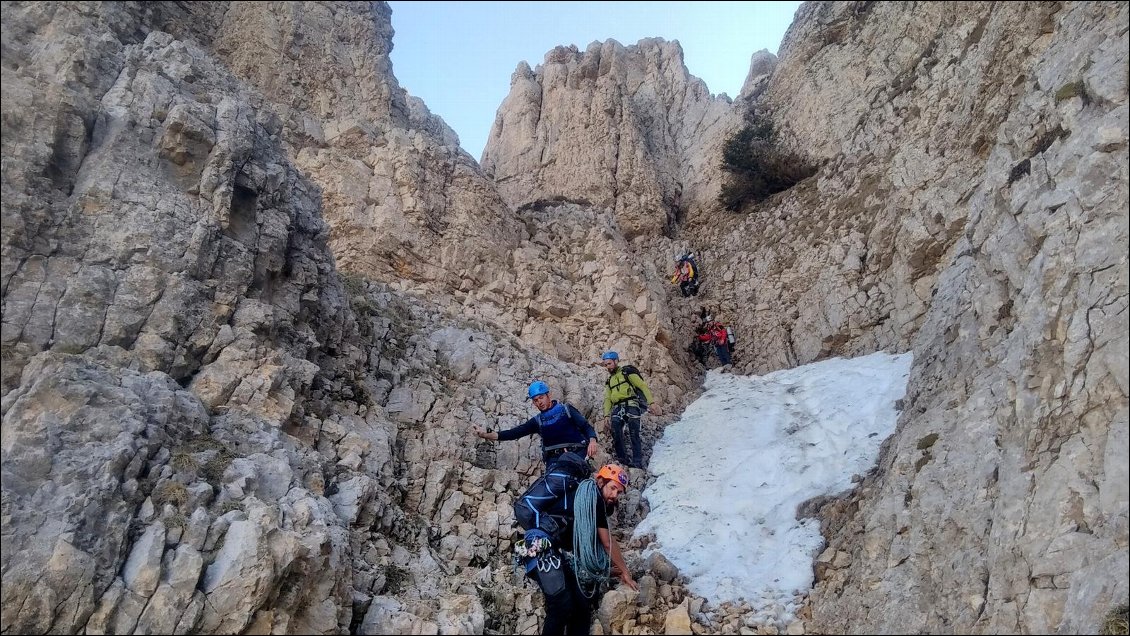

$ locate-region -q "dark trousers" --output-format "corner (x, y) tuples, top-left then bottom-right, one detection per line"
(679, 279), (698, 297)
(514, 452), (589, 539)
(610, 401), (644, 468)
(538, 556), (592, 635)
(715, 344), (732, 365)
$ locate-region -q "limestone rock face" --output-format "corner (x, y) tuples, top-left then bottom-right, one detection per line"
(1, 1), (1125, 636)
(205, 3), (687, 392)
(0, 4), (686, 634)
(677, 3), (1128, 634)
(482, 38), (738, 240)
(208, 2), (525, 314)
(2, 354), (207, 634)
(1, 4), (361, 631)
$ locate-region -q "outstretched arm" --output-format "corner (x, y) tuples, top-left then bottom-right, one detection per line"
(472, 416), (538, 442)
(470, 425), (498, 440)
(598, 528), (637, 590)
(565, 404), (600, 458)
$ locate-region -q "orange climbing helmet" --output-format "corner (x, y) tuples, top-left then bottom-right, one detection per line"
(596, 464), (629, 488)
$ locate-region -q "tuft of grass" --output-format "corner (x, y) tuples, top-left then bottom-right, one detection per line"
(202, 453), (234, 483)
(152, 481), (189, 510)
(182, 436), (225, 454)
(718, 109), (816, 211)
(1053, 80), (1087, 104)
(340, 271), (368, 297)
(52, 342), (87, 355)
(1102, 604), (1128, 635)
(171, 452), (199, 473)
(916, 433), (939, 450)
(383, 565), (410, 595)
(340, 271), (383, 317)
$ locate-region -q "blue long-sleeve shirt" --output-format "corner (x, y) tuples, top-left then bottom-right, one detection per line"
(496, 401), (597, 450)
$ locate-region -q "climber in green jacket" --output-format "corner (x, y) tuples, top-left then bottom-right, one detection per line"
(600, 352), (660, 469)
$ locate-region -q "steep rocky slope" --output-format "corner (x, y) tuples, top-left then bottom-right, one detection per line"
(0, 2), (683, 634)
(484, 1), (1128, 633)
(203, 3), (690, 397)
(760, 4), (1128, 633)
(1, 1), (1126, 635)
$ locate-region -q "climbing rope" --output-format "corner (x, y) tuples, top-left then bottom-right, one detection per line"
(571, 478), (610, 599)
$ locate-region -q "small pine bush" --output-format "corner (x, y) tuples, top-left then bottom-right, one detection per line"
(718, 109), (816, 211)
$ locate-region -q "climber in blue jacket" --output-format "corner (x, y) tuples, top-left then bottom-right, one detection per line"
(472, 380), (599, 465)
(513, 457), (637, 635)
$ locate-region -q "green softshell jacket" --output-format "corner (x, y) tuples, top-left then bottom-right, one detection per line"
(603, 366), (654, 416)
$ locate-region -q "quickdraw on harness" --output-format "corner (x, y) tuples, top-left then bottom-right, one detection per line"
(514, 534), (553, 559)
(537, 551), (562, 573)
(513, 530), (560, 582)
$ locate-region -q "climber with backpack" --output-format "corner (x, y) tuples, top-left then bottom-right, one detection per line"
(472, 381), (599, 465)
(669, 252), (700, 297)
(704, 318), (734, 367)
(513, 457), (638, 635)
(600, 352), (659, 469)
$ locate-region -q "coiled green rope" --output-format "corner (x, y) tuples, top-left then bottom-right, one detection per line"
(571, 478), (610, 599)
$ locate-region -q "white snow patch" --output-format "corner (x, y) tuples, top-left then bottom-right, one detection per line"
(634, 351), (913, 624)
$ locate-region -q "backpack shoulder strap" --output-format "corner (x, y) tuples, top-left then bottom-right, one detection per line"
(617, 366), (647, 404)
(561, 402), (589, 437)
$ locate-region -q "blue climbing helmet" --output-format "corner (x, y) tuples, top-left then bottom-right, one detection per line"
(601, 351), (619, 361)
(526, 380), (550, 400)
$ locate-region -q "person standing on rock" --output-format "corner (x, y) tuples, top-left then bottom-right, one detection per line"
(472, 380), (599, 465)
(513, 457), (638, 635)
(704, 318), (733, 367)
(600, 352), (658, 469)
(670, 252), (700, 297)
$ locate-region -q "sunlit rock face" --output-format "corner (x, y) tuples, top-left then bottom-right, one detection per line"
(690, 3), (1127, 634)
(491, 1), (1127, 633)
(482, 38), (739, 241)
(0, 3), (686, 634)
